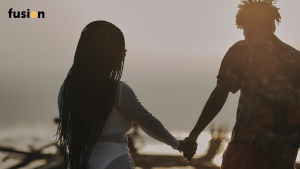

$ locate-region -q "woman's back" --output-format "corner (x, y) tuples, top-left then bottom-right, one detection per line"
(101, 82), (132, 136)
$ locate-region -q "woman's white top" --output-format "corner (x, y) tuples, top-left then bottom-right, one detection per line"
(101, 82), (179, 148)
(58, 81), (179, 169)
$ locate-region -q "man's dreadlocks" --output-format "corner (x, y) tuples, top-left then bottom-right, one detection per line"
(236, 0), (281, 31)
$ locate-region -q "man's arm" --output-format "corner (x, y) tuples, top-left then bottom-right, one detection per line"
(189, 83), (230, 142)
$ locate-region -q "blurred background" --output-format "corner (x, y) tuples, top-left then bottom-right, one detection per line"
(1, 0), (300, 168)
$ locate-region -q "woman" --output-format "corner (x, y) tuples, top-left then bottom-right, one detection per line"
(55, 21), (190, 169)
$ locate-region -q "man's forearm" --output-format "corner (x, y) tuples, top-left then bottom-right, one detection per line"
(189, 83), (229, 141)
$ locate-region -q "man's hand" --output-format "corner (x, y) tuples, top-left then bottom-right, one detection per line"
(177, 137), (197, 162)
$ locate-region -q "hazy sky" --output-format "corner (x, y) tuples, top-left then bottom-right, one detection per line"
(1, 0), (300, 134)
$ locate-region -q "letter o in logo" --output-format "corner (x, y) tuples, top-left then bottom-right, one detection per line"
(30, 11), (37, 18)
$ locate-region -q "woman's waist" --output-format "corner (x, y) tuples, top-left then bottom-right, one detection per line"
(101, 110), (132, 134)
(97, 132), (128, 143)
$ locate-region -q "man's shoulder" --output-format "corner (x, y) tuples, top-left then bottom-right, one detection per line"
(275, 37), (300, 61)
(226, 40), (250, 54)
(232, 40), (247, 47)
(281, 42), (300, 56)
(226, 40), (247, 52)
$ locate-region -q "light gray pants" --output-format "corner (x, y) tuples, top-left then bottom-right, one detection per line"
(96, 133), (135, 169)
(105, 154), (135, 169)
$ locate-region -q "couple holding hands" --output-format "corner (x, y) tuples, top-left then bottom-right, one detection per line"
(56, 1), (300, 169)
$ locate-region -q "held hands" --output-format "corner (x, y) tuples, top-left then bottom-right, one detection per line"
(177, 137), (197, 162)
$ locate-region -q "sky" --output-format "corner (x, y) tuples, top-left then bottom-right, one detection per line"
(1, 0), (300, 136)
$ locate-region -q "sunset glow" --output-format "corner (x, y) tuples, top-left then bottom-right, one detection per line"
(1, 0), (300, 168)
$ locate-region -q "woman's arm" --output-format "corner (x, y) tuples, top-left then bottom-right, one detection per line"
(119, 82), (179, 149)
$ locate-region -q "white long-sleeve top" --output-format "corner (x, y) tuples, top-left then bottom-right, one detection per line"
(101, 81), (179, 149)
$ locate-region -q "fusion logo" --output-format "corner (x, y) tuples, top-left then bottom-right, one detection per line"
(8, 8), (45, 18)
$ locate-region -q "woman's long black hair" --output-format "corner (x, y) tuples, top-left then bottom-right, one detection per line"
(55, 21), (125, 169)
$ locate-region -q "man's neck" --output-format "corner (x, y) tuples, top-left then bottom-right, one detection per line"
(244, 32), (273, 40)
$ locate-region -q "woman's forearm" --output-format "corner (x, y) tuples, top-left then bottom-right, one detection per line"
(119, 82), (179, 149)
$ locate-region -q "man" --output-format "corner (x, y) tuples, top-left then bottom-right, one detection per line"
(185, 0), (300, 168)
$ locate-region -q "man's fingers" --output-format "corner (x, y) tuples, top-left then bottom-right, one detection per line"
(184, 153), (194, 158)
(186, 156), (193, 162)
(183, 152), (194, 161)
(183, 151), (194, 162)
